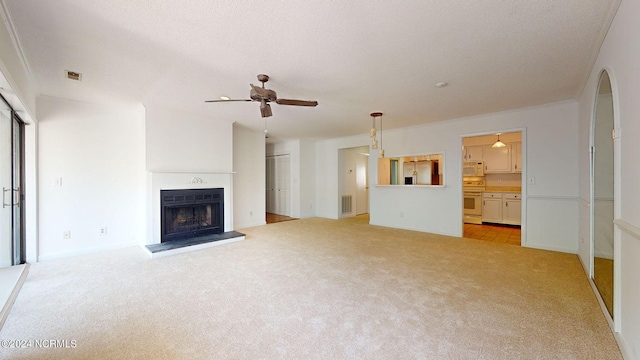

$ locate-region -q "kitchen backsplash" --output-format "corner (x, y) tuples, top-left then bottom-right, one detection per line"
(485, 173), (522, 188)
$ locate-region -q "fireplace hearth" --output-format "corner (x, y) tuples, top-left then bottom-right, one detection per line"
(161, 188), (224, 242)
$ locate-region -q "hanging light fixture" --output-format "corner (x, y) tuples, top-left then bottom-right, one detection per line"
(370, 112), (384, 157)
(370, 115), (377, 139)
(492, 133), (506, 148)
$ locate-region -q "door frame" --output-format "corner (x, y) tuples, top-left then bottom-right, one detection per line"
(589, 68), (622, 331)
(460, 128), (527, 245)
(0, 93), (25, 267)
(265, 153), (291, 217)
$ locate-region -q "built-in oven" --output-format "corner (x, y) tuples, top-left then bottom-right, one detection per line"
(463, 191), (482, 223)
(463, 179), (485, 224)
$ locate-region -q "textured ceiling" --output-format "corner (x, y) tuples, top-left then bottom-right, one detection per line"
(4, 0), (620, 141)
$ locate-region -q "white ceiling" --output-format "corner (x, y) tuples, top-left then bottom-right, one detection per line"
(4, 0), (620, 141)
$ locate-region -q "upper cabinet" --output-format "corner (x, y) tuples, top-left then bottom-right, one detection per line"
(462, 145), (483, 162)
(463, 132), (522, 174)
(511, 142), (522, 173)
(483, 144), (512, 173)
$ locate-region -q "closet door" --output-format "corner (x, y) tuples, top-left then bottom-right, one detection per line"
(275, 155), (291, 216)
(266, 157), (276, 213)
(266, 155), (291, 216)
(0, 101), (11, 267)
(0, 98), (23, 267)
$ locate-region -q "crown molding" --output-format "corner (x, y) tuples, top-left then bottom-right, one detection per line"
(0, 0), (33, 76)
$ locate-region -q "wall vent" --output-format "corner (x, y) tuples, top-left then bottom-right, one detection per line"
(65, 70), (82, 81)
(341, 195), (353, 215)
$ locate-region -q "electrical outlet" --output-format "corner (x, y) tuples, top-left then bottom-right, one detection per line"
(400, 211), (404, 218)
(63, 231), (71, 239)
(99, 227), (107, 236)
(528, 177), (536, 185)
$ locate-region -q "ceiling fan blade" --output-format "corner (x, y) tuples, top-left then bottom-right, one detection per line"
(275, 98), (318, 107)
(204, 99), (252, 103)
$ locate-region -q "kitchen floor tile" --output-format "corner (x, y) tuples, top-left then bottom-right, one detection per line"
(464, 223), (521, 246)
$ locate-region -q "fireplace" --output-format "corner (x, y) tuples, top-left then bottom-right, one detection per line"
(161, 188), (224, 242)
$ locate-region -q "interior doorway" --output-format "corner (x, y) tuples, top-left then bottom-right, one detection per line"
(462, 131), (523, 246)
(338, 146), (369, 218)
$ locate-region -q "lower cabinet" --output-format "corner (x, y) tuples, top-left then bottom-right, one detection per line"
(482, 193), (503, 223)
(502, 194), (521, 225)
(482, 192), (521, 225)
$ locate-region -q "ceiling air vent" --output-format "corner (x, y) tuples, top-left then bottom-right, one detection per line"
(65, 70), (82, 81)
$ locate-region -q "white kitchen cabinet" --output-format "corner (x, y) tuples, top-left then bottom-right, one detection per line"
(511, 142), (522, 173)
(482, 193), (503, 223)
(483, 144), (512, 173)
(463, 145), (483, 162)
(502, 193), (521, 225)
(482, 192), (521, 225)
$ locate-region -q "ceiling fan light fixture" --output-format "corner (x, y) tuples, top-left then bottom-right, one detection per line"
(205, 74), (317, 118)
(260, 101), (272, 118)
(492, 134), (506, 148)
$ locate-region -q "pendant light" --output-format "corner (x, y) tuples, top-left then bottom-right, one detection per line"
(370, 115), (377, 139)
(370, 112), (383, 156)
(492, 134), (506, 148)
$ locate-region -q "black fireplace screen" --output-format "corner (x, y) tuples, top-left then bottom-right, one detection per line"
(165, 204), (213, 234)
(161, 188), (224, 242)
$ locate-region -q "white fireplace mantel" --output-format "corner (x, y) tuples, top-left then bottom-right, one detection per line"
(146, 171), (234, 245)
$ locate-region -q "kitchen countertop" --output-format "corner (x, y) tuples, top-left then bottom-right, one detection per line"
(484, 186), (521, 193)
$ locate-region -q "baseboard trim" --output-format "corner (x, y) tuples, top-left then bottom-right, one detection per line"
(614, 331), (633, 360)
(0, 264), (30, 332)
(38, 242), (138, 261)
(235, 221), (267, 230)
(521, 242), (578, 254)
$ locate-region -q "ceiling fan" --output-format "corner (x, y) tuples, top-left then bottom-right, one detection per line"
(205, 74), (318, 118)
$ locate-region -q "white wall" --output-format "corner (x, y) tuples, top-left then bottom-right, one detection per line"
(233, 124), (265, 229)
(316, 101), (580, 252)
(145, 105), (233, 173)
(299, 140), (316, 218)
(37, 96), (145, 260)
(0, 9), (39, 263)
(577, 0), (640, 357)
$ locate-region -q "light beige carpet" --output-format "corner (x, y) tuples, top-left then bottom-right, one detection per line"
(0, 216), (621, 359)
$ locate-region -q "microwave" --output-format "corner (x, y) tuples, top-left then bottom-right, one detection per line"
(463, 161), (484, 176)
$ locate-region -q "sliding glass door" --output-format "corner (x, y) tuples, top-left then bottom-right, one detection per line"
(0, 95), (24, 267)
